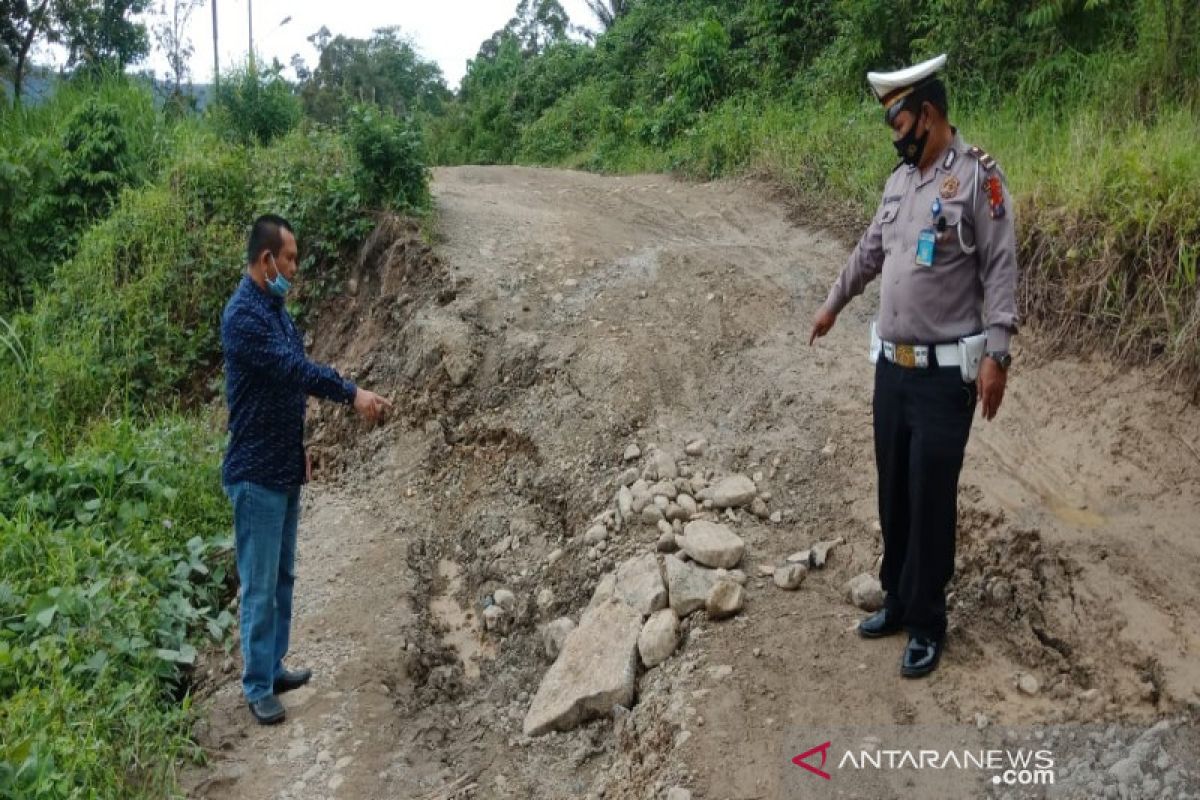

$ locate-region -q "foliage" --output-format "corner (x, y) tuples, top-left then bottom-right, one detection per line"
(665, 15), (730, 113)
(584, 0), (633, 32)
(54, 0), (152, 72)
(0, 74), (163, 309)
(299, 26), (450, 124)
(346, 104), (430, 212)
(211, 64), (302, 146)
(54, 97), (136, 236)
(0, 0), (56, 104)
(0, 419), (231, 799)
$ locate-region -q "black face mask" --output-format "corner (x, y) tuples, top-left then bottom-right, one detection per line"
(893, 112), (929, 167)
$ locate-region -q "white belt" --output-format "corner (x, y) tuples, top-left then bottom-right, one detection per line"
(881, 340), (961, 368)
(869, 322), (987, 381)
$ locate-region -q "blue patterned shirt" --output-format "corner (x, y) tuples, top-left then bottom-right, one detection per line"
(220, 275), (356, 490)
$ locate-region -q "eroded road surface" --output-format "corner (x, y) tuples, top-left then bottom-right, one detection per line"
(187, 167), (1200, 800)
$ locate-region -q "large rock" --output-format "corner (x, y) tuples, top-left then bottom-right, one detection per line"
(588, 572), (617, 609)
(711, 475), (757, 509)
(524, 599), (642, 736)
(638, 609), (680, 667)
(613, 553), (668, 617)
(846, 573), (884, 611)
(677, 520), (745, 568)
(664, 554), (718, 617)
(706, 580), (745, 619)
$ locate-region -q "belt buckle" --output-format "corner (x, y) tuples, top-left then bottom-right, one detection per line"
(894, 344), (917, 368)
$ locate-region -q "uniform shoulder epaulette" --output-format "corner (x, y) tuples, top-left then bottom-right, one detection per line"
(966, 145), (997, 172)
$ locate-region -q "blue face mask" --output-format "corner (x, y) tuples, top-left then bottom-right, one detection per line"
(266, 254), (292, 298)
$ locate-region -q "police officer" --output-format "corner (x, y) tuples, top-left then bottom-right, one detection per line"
(809, 55), (1018, 677)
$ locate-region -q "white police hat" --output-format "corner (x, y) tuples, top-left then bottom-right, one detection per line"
(868, 54), (947, 120)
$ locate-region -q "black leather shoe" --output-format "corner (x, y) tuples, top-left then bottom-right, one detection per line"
(900, 636), (942, 678)
(858, 607), (904, 639)
(248, 694), (286, 725)
(273, 667), (312, 694)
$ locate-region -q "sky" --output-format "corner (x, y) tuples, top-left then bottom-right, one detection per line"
(38, 0), (600, 90)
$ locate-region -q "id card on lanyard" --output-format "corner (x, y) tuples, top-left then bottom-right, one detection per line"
(916, 197), (942, 268)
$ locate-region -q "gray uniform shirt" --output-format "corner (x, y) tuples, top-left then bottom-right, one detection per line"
(824, 132), (1019, 352)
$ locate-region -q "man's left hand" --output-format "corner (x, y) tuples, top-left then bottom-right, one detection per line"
(977, 357), (1007, 421)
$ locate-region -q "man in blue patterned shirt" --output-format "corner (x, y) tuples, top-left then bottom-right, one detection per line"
(221, 214), (390, 724)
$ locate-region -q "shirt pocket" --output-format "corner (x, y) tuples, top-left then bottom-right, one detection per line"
(935, 205), (970, 262)
(879, 202), (902, 254)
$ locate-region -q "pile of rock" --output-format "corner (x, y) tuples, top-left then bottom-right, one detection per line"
(520, 441), (888, 738)
(579, 445), (782, 562)
(525, 519), (749, 736)
(524, 442), (769, 737)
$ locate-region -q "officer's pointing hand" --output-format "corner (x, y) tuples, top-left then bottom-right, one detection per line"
(809, 307), (838, 346)
(977, 358), (1007, 421)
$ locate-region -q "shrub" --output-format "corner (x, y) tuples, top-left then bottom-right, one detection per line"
(346, 104), (430, 212)
(212, 65), (302, 146)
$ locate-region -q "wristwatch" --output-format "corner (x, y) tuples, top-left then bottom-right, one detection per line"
(986, 351), (1012, 371)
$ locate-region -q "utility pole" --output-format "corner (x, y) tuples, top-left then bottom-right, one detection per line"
(211, 0), (219, 92)
(248, 0), (254, 71)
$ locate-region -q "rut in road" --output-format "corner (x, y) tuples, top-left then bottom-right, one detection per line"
(187, 167), (1200, 800)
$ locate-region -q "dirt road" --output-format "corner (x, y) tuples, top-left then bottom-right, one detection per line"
(187, 167), (1200, 800)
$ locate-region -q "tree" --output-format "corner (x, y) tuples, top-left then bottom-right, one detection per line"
(505, 0), (571, 55)
(152, 0), (201, 98)
(55, 0), (152, 71)
(0, 0), (56, 106)
(300, 27), (449, 123)
(583, 0), (633, 32)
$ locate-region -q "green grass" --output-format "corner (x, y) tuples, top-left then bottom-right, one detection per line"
(0, 418), (232, 799)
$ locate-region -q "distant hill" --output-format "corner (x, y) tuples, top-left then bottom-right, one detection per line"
(2, 70), (215, 110)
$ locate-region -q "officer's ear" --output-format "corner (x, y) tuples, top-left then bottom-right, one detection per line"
(919, 101), (933, 132)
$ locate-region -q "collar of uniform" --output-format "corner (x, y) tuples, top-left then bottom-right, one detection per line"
(910, 130), (966, 190)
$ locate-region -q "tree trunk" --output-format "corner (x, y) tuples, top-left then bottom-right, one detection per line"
(12, 0), (53, 108)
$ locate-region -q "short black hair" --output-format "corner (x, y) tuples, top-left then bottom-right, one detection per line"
(909, 77), (949, 119)
(246, 214), (294, 266)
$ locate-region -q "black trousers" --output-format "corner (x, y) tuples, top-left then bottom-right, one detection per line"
(873, 357), (977, 642)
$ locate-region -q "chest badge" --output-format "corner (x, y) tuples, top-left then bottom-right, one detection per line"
(940, 175), (960, 199)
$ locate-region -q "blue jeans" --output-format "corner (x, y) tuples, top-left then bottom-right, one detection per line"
(224, 481), (301, 702)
